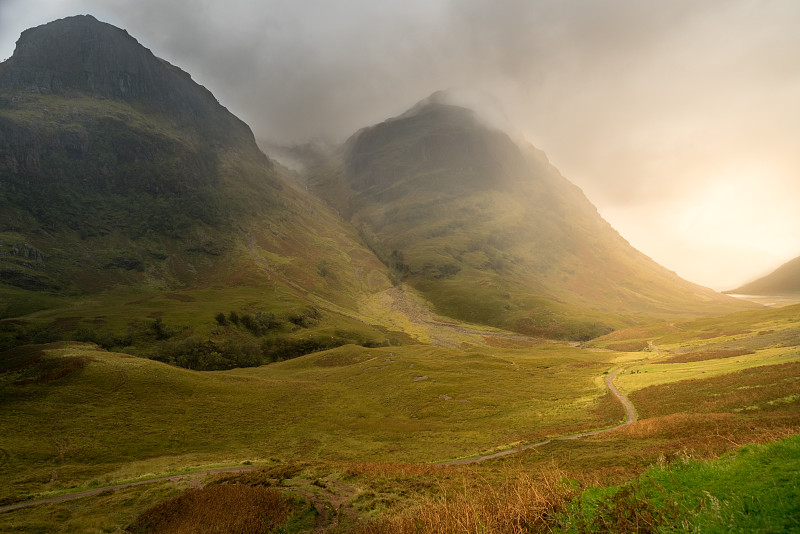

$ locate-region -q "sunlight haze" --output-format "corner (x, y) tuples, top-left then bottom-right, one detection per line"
(2, 0), (798, 290)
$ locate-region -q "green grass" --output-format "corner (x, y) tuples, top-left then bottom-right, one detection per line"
(0, 479), (189, 533)
(616, 346), (800, 392)
(0, 341), (619, 505)
(563, 433), (800, 533)
(593, 303), (800, 392)
(2, 298), (799, 532)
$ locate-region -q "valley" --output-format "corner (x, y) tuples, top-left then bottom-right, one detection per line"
(0, 14), (798, 533)
(1, 302), (799, 532)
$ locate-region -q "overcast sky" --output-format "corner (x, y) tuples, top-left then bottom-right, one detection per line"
(2, 0), (799, 290)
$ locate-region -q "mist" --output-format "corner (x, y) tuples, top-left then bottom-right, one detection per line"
(2, 0), (799, 290)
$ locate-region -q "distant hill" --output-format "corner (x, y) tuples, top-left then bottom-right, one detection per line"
(310, 94), (747, 339)
(728, 256), (800, 295)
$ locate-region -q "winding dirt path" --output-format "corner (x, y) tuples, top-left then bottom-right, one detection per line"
(435, 367), (637, 465)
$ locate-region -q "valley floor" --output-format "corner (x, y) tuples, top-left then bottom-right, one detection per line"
(1, 302), (799, 532)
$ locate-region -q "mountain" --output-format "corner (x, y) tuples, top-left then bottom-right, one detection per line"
(0, 15), (749, 355)
(0, 15), (387, 299)
(0, 16), (395, 362)
(310, 93), (747, 339)
(0, 16), (262, 292)
(728, 256), (800, 295)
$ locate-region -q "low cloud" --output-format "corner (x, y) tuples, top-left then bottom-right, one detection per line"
(2, 0), (800, 286)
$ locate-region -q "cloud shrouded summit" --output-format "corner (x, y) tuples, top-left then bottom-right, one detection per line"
(2, 0), (800, 289)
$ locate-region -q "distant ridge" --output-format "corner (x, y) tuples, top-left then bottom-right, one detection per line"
(727, 256), (800, 295)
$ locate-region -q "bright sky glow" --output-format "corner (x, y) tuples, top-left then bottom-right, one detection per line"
(2, 0), (798, 290)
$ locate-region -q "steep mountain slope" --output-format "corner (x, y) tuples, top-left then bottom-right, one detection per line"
(0, 16), (396, 361)
(728, 256), (800, 295)
(310, 94), (747, 339)
(0, 15), (390, 301)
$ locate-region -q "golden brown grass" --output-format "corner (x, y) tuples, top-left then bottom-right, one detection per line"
(631, 362), (800, 417)
(612, 362), (800, 463)
(653, 349), (753, 364)
(616, 412), (798, 459)
(604, 341), (649, 352)
(127, 484), (290, 534)
(353, 466), (576, 534)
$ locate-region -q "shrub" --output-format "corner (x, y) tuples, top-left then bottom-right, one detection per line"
(240, 312), (276, 336)
(151, 317), (174, 340)
(316, 259), (329, 277)
(261, 334), (343, 363)
(287, 306), (320, 328)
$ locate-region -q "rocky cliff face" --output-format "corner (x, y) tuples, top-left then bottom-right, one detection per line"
(0, 15), (393, 324)
(0, 16), (278, 295)
(0, 15), (263, 153)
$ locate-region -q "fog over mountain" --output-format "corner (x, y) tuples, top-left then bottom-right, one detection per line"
(2, 0), (800, 290)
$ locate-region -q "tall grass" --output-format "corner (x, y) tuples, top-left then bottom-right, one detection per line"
(355, 466), (576, 534)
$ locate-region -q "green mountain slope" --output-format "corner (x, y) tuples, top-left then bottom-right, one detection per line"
(0, 16), (396, 360)
(310, 95), (748, 339)
(728, 255), (800, 295)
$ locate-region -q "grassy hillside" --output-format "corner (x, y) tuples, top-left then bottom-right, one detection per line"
(0, 340), (619, 504)
(0, 93), (392, 309)
(310, 98), (750, 340)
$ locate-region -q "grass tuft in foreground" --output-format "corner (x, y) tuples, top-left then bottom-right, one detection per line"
(561, 433), (800, 533)
(354, 466), (577, 534)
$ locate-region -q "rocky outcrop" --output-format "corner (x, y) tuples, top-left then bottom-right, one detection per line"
(0, 241), (46, 263)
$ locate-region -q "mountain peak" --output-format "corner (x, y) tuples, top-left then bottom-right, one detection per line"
(1, 15), (267, 154)
(0, 16), (241, 132)
(397, 90), (469, 118)
(343, 94), (530, 198)
(3, 15), (166, 96)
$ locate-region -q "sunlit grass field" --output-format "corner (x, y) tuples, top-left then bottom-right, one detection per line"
(0, 341), (619, 504)
(1, 302), (798, 532)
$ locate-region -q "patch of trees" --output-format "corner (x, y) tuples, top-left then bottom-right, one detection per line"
(0, 305), (389, 373)
(155, 336), (262, 371)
